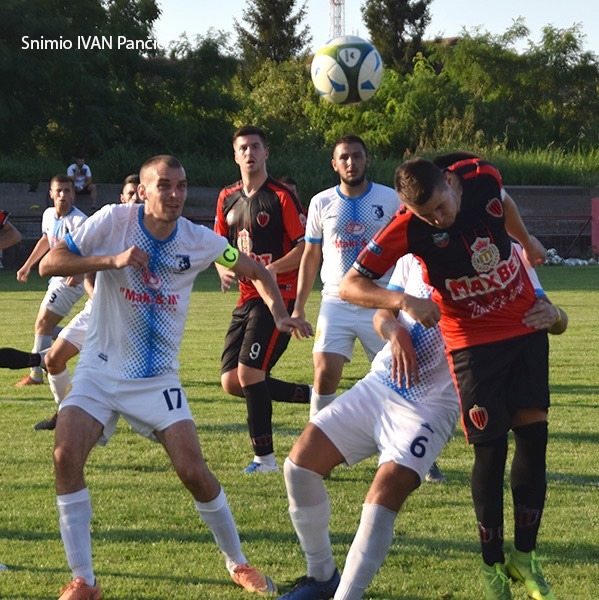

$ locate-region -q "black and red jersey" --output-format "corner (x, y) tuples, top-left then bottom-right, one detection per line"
(354, 159), (536, 351)
(215, 176), (306, 305)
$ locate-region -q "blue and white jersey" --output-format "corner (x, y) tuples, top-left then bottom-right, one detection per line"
(370, 254), (454, 404)
(42, 205), (87, 285)
(42, 205), (87, 248)
(305, 182), (399, 297)
(65, 203), (228, 379)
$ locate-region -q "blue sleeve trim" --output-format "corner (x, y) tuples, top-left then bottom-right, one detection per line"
(386, 283), (405, 291)
(65, 233), (82, 255)
(305, 236), (322, 244)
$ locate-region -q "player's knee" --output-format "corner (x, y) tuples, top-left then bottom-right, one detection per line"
(220, 371), (243, 396)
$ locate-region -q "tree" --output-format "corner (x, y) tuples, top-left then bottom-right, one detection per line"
(235, 0), (311, 67)
(362, 0), (432, 73)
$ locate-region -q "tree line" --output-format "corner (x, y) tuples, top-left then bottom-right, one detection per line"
(1, 0), (597, 178)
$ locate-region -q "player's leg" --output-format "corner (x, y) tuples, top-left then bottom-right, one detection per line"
(278, 426), (345, 599)
(311, 351), (345, 417)
(220, 302), (310, 405)
(16, 305), (59, 385)
(157, 419), (277, 595)
(334, 382), (457, 600)
(333, 462), (419, 600)
(310, 299), (360, 418)
(0, 347), (41, 369)
(34, 337), (81, 431)
(505, 332), (555, 600)
(54, 405), (104, 598)
(18, 280), (84, 386)
(238, 300), (295, 473)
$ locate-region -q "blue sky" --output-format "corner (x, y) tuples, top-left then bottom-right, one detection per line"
(153, 0), (598, 55)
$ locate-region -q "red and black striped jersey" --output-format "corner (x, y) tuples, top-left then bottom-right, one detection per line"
(215, 177), (306, 305)
(354, 159), (536, 351)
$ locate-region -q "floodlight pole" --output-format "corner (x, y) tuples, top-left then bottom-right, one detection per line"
(329, 0), (345, 39)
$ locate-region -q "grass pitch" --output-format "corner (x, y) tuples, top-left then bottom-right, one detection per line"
(0, 265), (597, 599)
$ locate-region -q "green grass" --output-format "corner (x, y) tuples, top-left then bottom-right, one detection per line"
(0, 266), (597, 599)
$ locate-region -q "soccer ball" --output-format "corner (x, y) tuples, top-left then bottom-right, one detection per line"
(310, 36), (383, 104)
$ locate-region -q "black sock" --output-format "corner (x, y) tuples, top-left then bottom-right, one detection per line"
(0, 348), (41, 369)
(242, 380), (274, 456)
(511, 421), (548, 553)
(472, 436), (508, 565)
(267, 377), (310, 403)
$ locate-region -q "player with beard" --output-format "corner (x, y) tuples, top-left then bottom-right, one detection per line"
(291, 135), (398, 418)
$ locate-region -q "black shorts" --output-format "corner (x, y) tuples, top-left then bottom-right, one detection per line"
(449, 331), (550, 444)
(221, 298), (294, 375)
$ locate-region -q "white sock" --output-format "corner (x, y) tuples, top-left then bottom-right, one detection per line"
(254, 452), (277, 467)
(310, 393), (336, 419)
(195, 489), (246, 573)
(333, 503), (397, 600)
(284, 458), (336, 581)
(56, 488), (95, 584)
(31, 334), (52, 380)
(48, 368), (71, 405)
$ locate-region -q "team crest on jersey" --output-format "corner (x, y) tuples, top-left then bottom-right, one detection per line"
(237, 228), (253, 254)
(256, 211), (270, 227)
(346, 220), (366, 236)
(432, 232), (450, 248)
(471, 237), (500, 273)
(175, 254), (191, 272)
(372, 205), (384, 219)
(486, 198), (503, 218)
(469, 405), (488, 430)
(142, 269), (161, 291)
(226, 210), (235, 226)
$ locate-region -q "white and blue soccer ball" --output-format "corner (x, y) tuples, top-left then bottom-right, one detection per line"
(310, 35), (384, 105)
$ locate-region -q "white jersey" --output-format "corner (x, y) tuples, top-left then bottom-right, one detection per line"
(67, 162), (92, 190)
(305, 182), (399, 297)
(65, 203), (228, 379)
(369, 254), (454, 404)
(41, 205), (87, 249)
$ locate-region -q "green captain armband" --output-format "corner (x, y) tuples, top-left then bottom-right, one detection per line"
(215, 244), (239, 269)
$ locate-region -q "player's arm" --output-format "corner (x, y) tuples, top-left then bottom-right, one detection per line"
(291, 241), (322, 320)
(16, 235), (50, 282)
(340, 267), (441, 329)
(503, 192), (546, 266)
(0, 221), (22, 250)
(39, 239), (149, 277)
(373, 308), (419, 387)
(267, 240), (305, 277)
(83, 272), (96, 299)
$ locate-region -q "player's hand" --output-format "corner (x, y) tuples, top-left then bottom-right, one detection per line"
(402, 295), (440, 329)
(276, 316), (313, 339)
(522, 298), (559, 330)
(522, 235), (546, 266)
(66, 274), (84, 287)
(291, 306), (306, 321)
(16, 266), (30, 282)
(218, 268), (238, 293)
(114, 245), (149, 271)
(388, 323), (418, 387)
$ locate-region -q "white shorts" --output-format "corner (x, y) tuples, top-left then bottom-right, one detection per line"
(313, 296), (385, 362)
(311, 374), (459, 482)
(42, 277), (85, 318)
(62, 367), (194, 445)
(57, 299), (92, 351)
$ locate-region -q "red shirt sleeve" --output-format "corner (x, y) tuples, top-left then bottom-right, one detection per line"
(354, 210), (411, 279)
